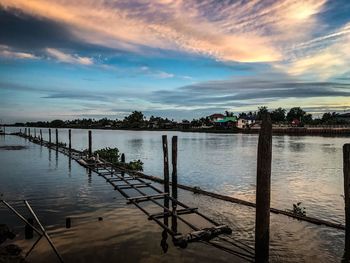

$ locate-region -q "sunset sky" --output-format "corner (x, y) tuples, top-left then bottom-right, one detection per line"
(1, 0), (350, 122)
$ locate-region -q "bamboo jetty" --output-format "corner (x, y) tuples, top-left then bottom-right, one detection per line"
(12, 117), (350, 262)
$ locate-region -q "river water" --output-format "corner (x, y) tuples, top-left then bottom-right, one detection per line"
(0, 128), (348, 262)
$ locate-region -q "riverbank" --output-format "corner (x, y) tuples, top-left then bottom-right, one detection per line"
(7, 125), (350, 136)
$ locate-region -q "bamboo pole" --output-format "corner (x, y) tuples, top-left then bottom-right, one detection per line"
(24, 201), (64, 263)
(255, 113), (272, 263)
(344, 144), (350, 255)
(88, 130), (92, 157)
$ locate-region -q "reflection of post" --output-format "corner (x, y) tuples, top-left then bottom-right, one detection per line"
(255, 113), (272, 263)
(121, 153), (125, 177)
(171, 136), (178, 234)
(344, 144), (350, 261)
(88, 130), (92, 157)
(49, 129), (51, 144)
(69, 129), (72, 151)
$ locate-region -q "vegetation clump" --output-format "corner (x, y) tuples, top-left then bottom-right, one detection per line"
(292, 202), (306, 217)
(93, 147), (143, 171)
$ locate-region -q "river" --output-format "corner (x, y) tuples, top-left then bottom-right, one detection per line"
(0, 128), (348, 262)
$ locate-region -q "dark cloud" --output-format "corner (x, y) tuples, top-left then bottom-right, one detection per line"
(150, 78), (350, 107)
(0, 7), (121, 55)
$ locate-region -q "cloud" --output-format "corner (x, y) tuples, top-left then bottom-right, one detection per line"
(150, 75), (350, 109)
(46, 48), (93, 65)
(0, 45), (38, 59)
(139, 66), (174, 79)
(1, 0), (328, 63)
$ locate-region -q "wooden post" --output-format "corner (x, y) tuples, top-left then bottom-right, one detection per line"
(162, 135), (170, 196)
(28, 128), (31, 137)
(34, 128), (36, 138)
(171, 136), (178, 234)
(344, 144), (350, 255)
(20, 128), (22, 134)
(55, 129), (58, 146)
(25, 218), (34, 239)
(40, 129), (43, 142)
(66, 217), (71, 229)
(68, 129), (72, 151)
(24, 128), (27, 136)
(88, 130), (92, 157)
(49, 129), (51, 144)
(171, 136), (178, 202)
(255, 113), (272, 263)
(121, 153), (125, 163)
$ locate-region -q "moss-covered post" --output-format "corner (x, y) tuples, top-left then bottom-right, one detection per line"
(255, 113), (272, 263)
(344, 144), (350, 259)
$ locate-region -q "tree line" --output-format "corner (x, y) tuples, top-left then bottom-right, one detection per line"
(10, 107), (350, 129)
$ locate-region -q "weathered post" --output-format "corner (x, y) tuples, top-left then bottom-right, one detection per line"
(255, 113), (272, 263)
(171, 136), (178, 234)
(88, 130), (92, 157)
(40, 129), (43, 143)
(28, 128), (31, 137)
(121, 153), (125, 163)
(34, 128), (36, 138)
(162, 135), (170, 196)
(68, 129), (72, 151)
(66, 217), (71, 229)
(344, 144), (350, 258)
(25, 218), (34, 239)
(24, 128), (27, 136)
(49, 129), (51, 144)
(55, 129), (58, 147)
(20, 128), (22, 134)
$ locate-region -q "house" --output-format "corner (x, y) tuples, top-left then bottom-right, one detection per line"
(213, 116), (238, 128)
(336, 112), (350, 123)
(291, 118), (301, 127)
(237, 116), (256, 129)
(209, 113), (225, 122)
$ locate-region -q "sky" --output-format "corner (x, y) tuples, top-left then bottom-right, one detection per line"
(1, 0), (350, 123)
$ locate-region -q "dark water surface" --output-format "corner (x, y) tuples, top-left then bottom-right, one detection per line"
(1, 129), (348, 262)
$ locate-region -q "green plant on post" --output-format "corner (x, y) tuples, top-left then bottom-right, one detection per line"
(292, 202), (306, 217)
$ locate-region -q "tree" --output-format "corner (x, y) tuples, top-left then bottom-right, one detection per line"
(256, 106), (268, 120)
(286, 107), (306, 122)
(271, 107), (286, 123)
(50, 119), (65, 127)
(225, 111), (233, 117)
(123, 111), (145, 128)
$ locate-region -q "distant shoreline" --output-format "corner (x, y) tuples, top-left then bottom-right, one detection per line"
(5, 125), (350, 136)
